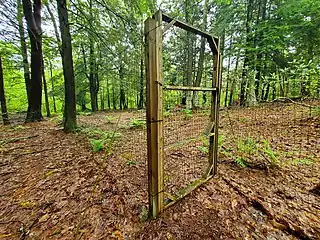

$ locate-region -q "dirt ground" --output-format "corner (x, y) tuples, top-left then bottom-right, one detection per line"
(0, 101), (319, 239)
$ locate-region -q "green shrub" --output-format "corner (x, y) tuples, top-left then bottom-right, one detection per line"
(181, 108), (193, 120)
(126, 160), (137, 166)
(129, 119), (146, 129)
(235, 157), (247, 167)
(90, 139), (104, 152)
(79, 126), (121, 153)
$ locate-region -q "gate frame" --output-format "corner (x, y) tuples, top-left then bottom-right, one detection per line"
(145, 10), (222, 218)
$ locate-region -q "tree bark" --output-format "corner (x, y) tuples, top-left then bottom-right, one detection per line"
(119, 62), (126, 110)
(192, 0), (208, 109)
(229, 47), (241, 106)
(254, 0), (267, 101)
(0, 56), (10, 125)
(22, 0), (43, 122)
(57, 0), (77, 132)
(138, 27), (144, 109)
(42, 60), (51, 117)
(88, 0), (98, 112)
(49, 60), (57, 112)
(240, 0), (254, 106)
(17, 0), (32, 116)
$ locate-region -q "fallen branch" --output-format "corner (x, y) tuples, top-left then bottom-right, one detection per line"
(272, 97), (319, 109)
(222, 177), (312, 240)
(0, 135), (39, 146)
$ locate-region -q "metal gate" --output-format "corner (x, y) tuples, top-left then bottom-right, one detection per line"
(145, 10), (222, 218)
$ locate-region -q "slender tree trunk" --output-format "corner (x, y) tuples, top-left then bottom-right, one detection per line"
(57, 0), (77, 132)
(192, 0), (208, 109)
(17, 0), (32, 113)
(89, 41), (98, 111)
(119, 63), (126, 110)
(254, 0), (267, 101)
(106, 77), (111, 109)
(112, 84), (116, 110)
(100, 87), (104, 110)
(138, 28), (144, 109)
(88, 0), (98, 112)
(240, 0), (254, 106)
(0, 56), (10, 125)
(22, 0), (43, 122)
(49, 61), (57, 112)
(225, 53), (232, 107)
(229, 47), (241, 106)
(42, 60), (51, 117)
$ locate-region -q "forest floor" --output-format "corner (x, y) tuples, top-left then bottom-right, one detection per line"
(0, 100), (320, 240)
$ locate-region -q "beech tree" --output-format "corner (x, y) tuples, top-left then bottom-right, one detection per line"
(57, 0), (77, 132)
(22, 0), (43, 122)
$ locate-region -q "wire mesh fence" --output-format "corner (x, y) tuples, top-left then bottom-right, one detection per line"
(160, 21), (219, 201)
(219, 99), (320, 170)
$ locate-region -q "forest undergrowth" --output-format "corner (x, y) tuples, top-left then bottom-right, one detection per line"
(0, 101), (319, 239)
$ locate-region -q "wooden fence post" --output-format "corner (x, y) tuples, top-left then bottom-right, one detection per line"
(145, 10), (164, 218)
(209, 39), (221, 176)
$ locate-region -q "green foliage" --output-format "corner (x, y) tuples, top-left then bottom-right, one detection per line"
(163, 111), (170, 117)
(198, 145), (208, 154)
(235, 157), (247, 168)
(139, 206), (149, 222)
(79, 126), (121, 153)
(235, 138), (279, 168)
(237, 138), (256, 155)
(181, 109), (193, 120)
(129, 119), (146, 129)
(126, 160), (137, 166)
(90, 139), (104, 152)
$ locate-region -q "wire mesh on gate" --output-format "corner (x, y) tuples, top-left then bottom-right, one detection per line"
(160, 18), (219, 203)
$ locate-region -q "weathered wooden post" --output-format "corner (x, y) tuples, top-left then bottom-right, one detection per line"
(145, 10), (164, 218)
(208, 39), (221, 176)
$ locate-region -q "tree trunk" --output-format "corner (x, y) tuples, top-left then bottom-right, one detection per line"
(89, 42), (98, 111)
(0, 56), (10, 125)
(22, 0), (43, 122)
(184, 0), (194, 109)
(138, 28), (144, 109)
(88, 0), (98, 112)
(254, 0), (267, 101)
(229, 47), (241, 106)
(42, 60), (51, 117)
(192, 0), (208, 109)
(119, 63), (126, 110)
(17, 0), (32, 116)
(106, 77), (111, 109)
(57, 0), (77, 132)
(225, 53), (232, 107)
(49, 61), (57, 113)
(240, 0), (254, 106)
